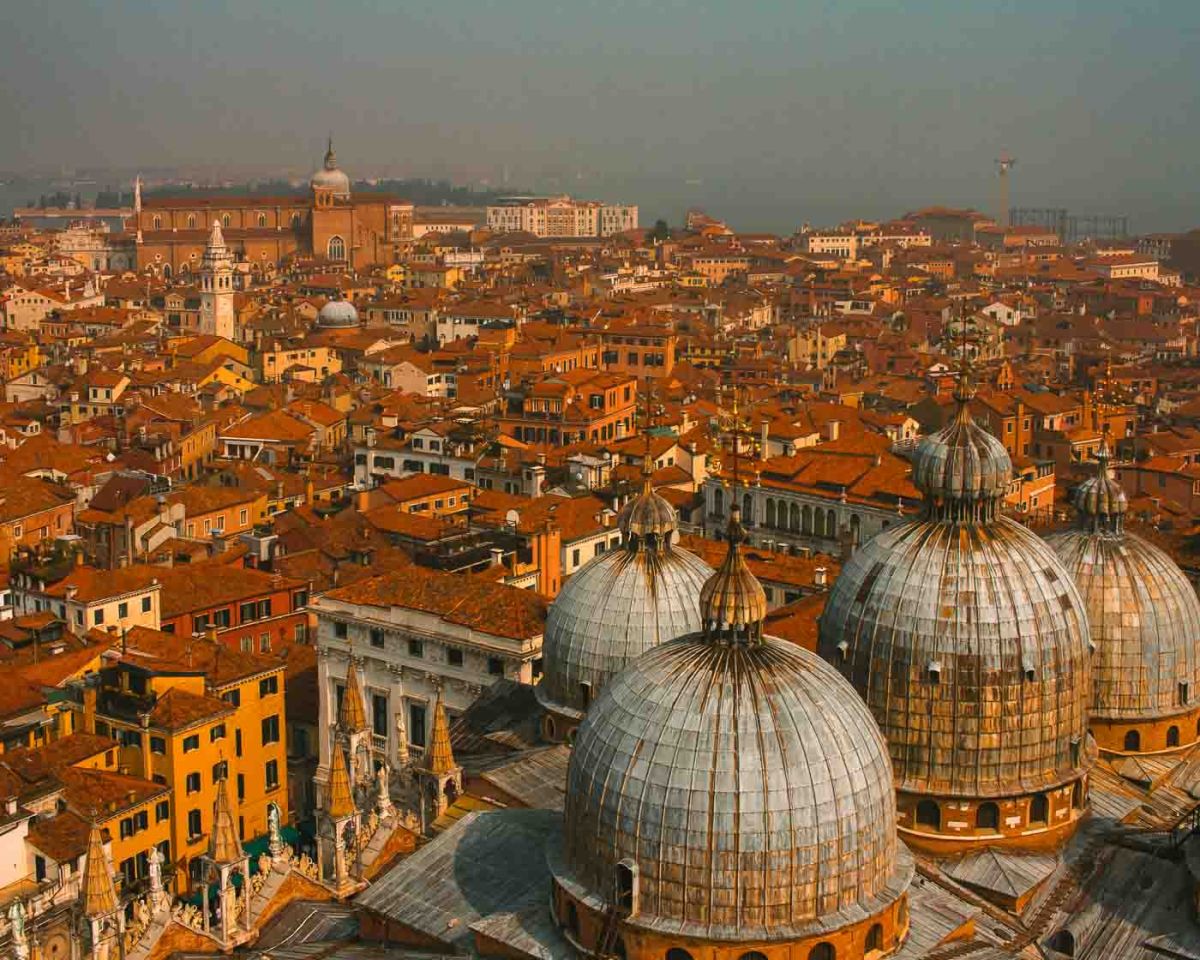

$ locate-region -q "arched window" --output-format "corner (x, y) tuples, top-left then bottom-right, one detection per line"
(666, 950), (695, 960)
(615, 860), (636, 915)
(802, 504), (812, 534)
(915, 799), (940, 829)
(789, 502), (800, 531)
(813, 509), (825, 538)
(713, 488), (724, 517)
(565, 901), (579, 939)
(291, 212), (301, 226)
(1047, 929), (1075, 957)
(742, 493), (752, 522)
(222, 214), (231, 228)
(765, 499), (776, 528)
(186, 214), (196, 228)
(1124, 730), (1141, 752)
(1168, 725), (1181, 748)
(826, 508), (837, 537)
(808, 945), (835, 960)
(579, 682), (592, 709)
(257, 213), (267, 228)
(152, 215), (162, 230)
(865, 922), (884, 952)
(328, 235), (346, 261)
(977, 802), (999, 831)
(1030, 793), (1049, 824)
(162, 264), (172, 279)
(850, 514), (861, 545)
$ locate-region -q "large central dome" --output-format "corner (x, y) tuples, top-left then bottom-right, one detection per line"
(549, 502), (912, 958)
(817, 387), (1094, 851)
(310, 137), (351, 199)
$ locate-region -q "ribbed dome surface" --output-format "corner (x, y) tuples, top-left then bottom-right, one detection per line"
(536, 543), (712, 718)
(819, 515), (1093, 798)
(911, 404), (1011, 515)
(1072, 444), (1128, 526)
(1048, 526), (1200, 722)
(617, 484), (678, 539)
(556, 636), (912, 940)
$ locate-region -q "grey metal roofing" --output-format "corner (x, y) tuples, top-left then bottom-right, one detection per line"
(888, 875), (984, 958)
(536, 539), (712, 717)
(944, 848), (1058, 901)
(1046, 525), (1200, 723)
(255, 898), (358, 948)
(819, 512), (1094, 799)
(469, 902), (572, 960)
(557, 633), (912, 941)
(471, 744), (571, 811)
(355, 808), (557, 950)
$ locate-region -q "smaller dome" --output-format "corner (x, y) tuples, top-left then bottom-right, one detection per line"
(698, 500), (767, 641)
(616, 472), (677, 540)
(1074, 440), (1127, 527)
(318, 294), (359, 328)
(911, 397), (1011, 515)
(311, 138), (351, 199)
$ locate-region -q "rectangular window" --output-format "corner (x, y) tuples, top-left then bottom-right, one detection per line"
(150, 736), (166, 754)
(260, 632), (270, 652)
(182, 735), (200, 753)
(261, 714), (280, 745)
(237, 773), (245, 801)
(210, 723), (226, 742)
(372, 694), (388, 738)
(409, 703), (427, 748)
(259, 675), (279, 697)
(185, 772), (200, 794)
(223, 689), (241, 708)
(235, 728), (243, 758)
(187, 809), (202, 840)
(488, 657), (504, 677)
(448, 647), (463, 667)
(265, 759), (279, 790)
(155, 800), (169, 822)
(239, 509), (248, 525)
(334, 621), (348, 639)
(93, 609), (104, 625)
(118, 601), (128, 618)
(211, 760), (228, 783)
(370, 627), (385, 648)
(408, 639), (423, 658)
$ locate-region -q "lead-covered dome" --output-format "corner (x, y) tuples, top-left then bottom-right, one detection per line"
(553, 502), (911, 947)
(818, 393), (1094, 800)
(310, 138), (351, 199)
(1047, 444), (1200, 724)
(554, 638), (912, 940)
(536, 476), (712, 724)
(318, 293), (359, 328)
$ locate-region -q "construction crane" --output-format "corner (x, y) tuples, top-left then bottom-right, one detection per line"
(996, 152), (1016, 228)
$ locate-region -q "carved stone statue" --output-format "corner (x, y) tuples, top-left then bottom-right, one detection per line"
(376, 762), (394, 818)
(8, 899), (28, 960)
(267, 802), (284, 858)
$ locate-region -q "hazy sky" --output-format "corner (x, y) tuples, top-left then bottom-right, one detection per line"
(5, 0), (1199, 231)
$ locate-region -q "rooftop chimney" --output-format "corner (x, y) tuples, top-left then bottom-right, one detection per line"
(814, 566), (828, 589)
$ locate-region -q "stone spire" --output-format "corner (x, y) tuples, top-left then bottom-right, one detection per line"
(425, 687), (456, 776)
(82, 824), (118, 918)
(326, 743), (356, 819)
(208, 775), (242, 864)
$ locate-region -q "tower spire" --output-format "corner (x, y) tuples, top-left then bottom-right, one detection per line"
(426, 686), (456, 776)
(82, 823), (118, 918)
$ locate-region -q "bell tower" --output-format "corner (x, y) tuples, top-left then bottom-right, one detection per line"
(200, 220), (235, 340)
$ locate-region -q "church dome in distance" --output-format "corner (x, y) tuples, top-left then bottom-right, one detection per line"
(317, 293), (359, 328)
(310, 137), (351, 199)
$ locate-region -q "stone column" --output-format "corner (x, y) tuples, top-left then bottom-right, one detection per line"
(241, 859), (252, 932)
(316, 647), (334, 786)
(389, 665), (408, 767)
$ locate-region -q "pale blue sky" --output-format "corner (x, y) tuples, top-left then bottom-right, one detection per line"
(5, 0), (1199, 230)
